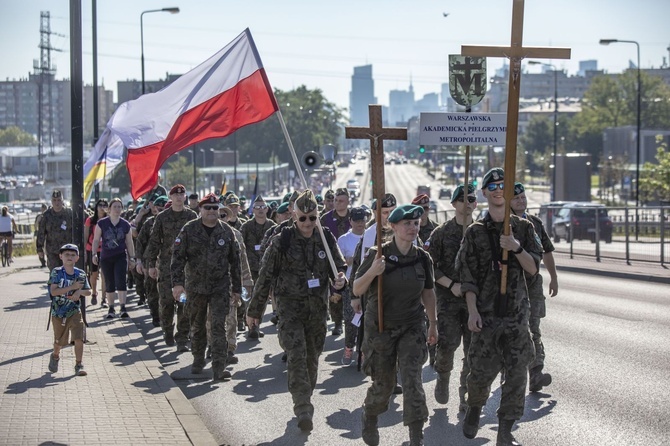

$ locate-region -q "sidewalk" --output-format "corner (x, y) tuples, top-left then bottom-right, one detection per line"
(551, 251), (670, 284)
(0, 255), (217, 446)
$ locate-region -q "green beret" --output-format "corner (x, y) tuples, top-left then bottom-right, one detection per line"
(276, 202), (290, 214)
(371, 193), (397, 210)
(513, 182), (525, 196)
(295, 190), (318, 214)
(282, 193), (291, 203)
(315, 194), (323, 204)
(451, 183), (476, 202)
(153, 195), (168, 207)
(388, 204), (424, 223)
(482, 167), (504, 189)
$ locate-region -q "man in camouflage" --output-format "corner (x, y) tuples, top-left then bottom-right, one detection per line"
(224, 194), (246, 230)
(146, 184), (198, 351)
(511, 182), (558, 393)
(37, 190), (74, 271)
(320, 187), (352, 336)
(217, 205), (254, 365)
(247, 190), (347, 432)
(135, 196), (168, 327)
(458, 168), (542, 445)
(412, 194), (439, 244)
(425, 184), (477, 411)
(240, 195), (275, 338)
(171, 193), (242, 381)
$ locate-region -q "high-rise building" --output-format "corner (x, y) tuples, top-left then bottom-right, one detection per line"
(349, 65), (376, 126)
(578, 60), (598, 77)
(389, 80), (414, 126)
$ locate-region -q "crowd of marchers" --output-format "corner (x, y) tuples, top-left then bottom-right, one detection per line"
(36, 166), (558, 446)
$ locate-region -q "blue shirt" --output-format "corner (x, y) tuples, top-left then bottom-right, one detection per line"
(48, 266), (90, 318)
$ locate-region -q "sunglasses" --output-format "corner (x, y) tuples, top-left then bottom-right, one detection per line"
(253, 204), (268, 210)
(202, 205), (219, 211)
(457, 196), (477, 203)
(298, 215), (318, 222)
(486, 183), (504, 191)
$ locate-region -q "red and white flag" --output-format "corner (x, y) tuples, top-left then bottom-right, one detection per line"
(92, 28), (278, 199)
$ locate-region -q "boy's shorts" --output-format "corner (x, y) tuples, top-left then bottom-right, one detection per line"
(52, 312), (84, 346)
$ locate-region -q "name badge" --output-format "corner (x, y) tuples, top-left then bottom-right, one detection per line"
(254, 244), (261, 251)
(61, 221), (67, 230)
(307, 278), (320, 288)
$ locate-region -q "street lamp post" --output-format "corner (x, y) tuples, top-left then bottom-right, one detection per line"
(600, 38), (641, 238)
(529, 61), (558, 201)
(140, 7), (179, 95)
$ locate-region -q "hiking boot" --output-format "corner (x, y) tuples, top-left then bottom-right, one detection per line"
(463, 406), (482, 439)
(191, 361), (205, 374)
(408, 420), (424, 446)
(332, 322), (342, 336)
(341, 347), (354, 366)
(163, 331), (175, 347)
(74, 363), (87, 377)
(137, 297), (146, 306)
(91, 294), (98, 306)
(248, 325), (264, 339)
(120, 310), (130, 319)
(361, 406), (379, 446)
(528, 366), (552, 392)
(212, 369), (232, 381)
(297, 412), (313, 432)
(106, 308), (116, 319)
(152, 317), (160, 327)
(48, 353), (59, 373)
(226, 351), (239, 365)
(434, 372), (450, 404)
(497, 418), (522, 446)
(177, 342), (190, 352)
(270, 313), (279, 325)
(40, 258), (46, 268)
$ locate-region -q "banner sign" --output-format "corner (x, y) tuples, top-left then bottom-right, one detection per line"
(419, 112), (507, 146)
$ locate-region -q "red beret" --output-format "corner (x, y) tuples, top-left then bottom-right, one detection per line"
(198, 192), (220, 207)
(412, 194), (430, 206)
(169, 184), (186, 195)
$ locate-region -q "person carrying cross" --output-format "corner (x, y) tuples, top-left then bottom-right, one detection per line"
(457, 167), (542, 445)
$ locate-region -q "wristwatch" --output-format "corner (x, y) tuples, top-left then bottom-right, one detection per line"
(513, 245), (523, 254)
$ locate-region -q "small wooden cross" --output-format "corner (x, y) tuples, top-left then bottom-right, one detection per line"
(461, 0), (571, 308)
(345, 105), (407, 331)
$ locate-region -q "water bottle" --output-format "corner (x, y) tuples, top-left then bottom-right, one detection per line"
(179, 292), (187, 303)
(241, 287), (250, 302)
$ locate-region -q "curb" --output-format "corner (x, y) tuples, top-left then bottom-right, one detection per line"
(554, 264), (670, 285)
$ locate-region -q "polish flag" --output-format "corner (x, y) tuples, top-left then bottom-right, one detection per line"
(97, 29), (278, 199)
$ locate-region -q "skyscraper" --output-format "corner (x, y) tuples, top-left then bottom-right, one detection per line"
(349, 65), (376, 126)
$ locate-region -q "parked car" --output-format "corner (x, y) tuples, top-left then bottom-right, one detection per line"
(552, 203), (613, 243)
(354, 169), (364, 176)
(537, 201), (570, 237)
(347, 179), (361, 198)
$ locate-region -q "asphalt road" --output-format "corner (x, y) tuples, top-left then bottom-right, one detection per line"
(131, 270), (670, 446)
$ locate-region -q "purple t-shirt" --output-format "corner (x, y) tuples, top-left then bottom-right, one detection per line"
(97, 217), (131, 260)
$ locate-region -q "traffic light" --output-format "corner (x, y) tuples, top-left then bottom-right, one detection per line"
(419, 146), (425, 154)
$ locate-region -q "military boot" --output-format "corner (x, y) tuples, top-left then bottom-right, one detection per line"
(163, 327), (175, 346)
(528, 366), (552, 392)
(297, 411), (313, 432)
(462, 406), (482, 439)
(361, 406), (379, 446)
(458, 386), (468, 412)
(434, 372), (450, 404)
(497, 418), (522, 446)
(408, 421), (424, 446)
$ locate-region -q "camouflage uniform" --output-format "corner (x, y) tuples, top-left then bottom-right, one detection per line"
(171, 218), (241, 374)
(36, 207), (74, 271)
(239, 218), (275, 323)
(136, 216), (159, 321)
(523, 213), (554, 371)
(357, 240), (434, 426)
(418, 218), (438, 246)
(457, 213), (542, 420)
(320, 209), (351, 331)
(247, 225), (346, 418)
(426, 217), (471, 406)
(145, 207), (198, 345)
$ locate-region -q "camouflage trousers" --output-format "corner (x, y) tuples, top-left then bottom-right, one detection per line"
(467, 311), (534, 420)
(131, 266), (146, 299)
(209, 300), (238, 352)
(189, 293), (229, 373)
(362, 317), (429, 426)
(144, 275), (159, 320)
(329, 297), (343, 326)
(529, 298), (546, 370)
(278, 309), (327, 417)
(158, 274), (190, 344)
(46, 251), (62, 272)
(434, 297), (471, 396)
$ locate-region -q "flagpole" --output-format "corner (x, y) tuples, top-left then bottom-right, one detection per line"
(275, 110), (339, 278)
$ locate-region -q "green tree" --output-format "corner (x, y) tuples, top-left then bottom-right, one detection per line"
(639, 135), (670, 203)
(520, 116), (551, 174)
(0, 126), (36, 146)
(165, 155), (197, 191)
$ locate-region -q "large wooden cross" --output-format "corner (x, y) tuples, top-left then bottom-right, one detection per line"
(461, 0), (570, 311)
(345, 105), (407, 331)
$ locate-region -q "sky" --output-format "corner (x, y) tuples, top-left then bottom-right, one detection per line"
(1, 0), (669, 113)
